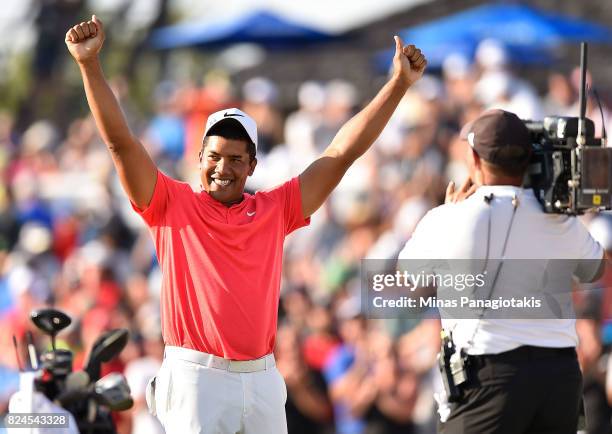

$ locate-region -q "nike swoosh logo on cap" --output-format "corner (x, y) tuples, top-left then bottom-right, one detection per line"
(224, 112), (244, 118)
(247, 211), (256, 217)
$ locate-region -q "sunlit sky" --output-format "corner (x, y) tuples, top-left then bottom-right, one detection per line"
(170, 0), (428, 32)
(0, 0), (428, 52)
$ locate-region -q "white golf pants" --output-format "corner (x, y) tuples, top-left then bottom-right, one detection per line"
(146, 346), (288, 434)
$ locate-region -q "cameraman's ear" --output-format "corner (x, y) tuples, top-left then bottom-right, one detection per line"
(467, 148), (482, 170)
(470, 149), (481, 169)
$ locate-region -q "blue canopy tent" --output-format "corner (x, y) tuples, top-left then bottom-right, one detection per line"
(149, 9), (334, 50)
(375, 3), (612, 70)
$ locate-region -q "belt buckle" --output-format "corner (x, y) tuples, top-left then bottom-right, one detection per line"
(228, 360), (251, 373)
(210, 356), (229, 370)
(227, 357), (266, 373)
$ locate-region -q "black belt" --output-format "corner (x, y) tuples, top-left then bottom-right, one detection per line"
(468, 345), (576, 367)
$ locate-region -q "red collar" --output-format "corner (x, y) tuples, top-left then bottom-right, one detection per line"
(198, 190), (251, 210)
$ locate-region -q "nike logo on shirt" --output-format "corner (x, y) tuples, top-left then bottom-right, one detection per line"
(247, 211), (256, 217)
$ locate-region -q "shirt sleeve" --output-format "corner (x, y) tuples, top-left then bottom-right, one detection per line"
(266, 177), (310, 235)
(398, 208), (440, 260)
(573, 218), (604, 282)
(397, 208), (450, 286)
(130, 170), (177, 226)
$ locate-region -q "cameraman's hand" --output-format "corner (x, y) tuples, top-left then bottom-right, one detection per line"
(65, 15), (105, 64)
(392, 36), (427, 87)
(445, 177), (479, 204)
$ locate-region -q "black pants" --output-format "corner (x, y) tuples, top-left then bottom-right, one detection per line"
(439, 346), (582, 434)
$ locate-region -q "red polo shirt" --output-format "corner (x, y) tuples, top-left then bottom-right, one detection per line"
(133, 170), (309, 360)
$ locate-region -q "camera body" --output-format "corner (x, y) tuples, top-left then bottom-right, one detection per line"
(525, 116), (612, 215)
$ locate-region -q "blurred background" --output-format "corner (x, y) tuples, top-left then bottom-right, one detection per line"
(1, 0), (611, 433)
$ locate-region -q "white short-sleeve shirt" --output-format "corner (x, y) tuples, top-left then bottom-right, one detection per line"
(399, 185), (603, 354)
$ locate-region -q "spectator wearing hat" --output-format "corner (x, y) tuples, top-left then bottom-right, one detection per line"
(399, 109), (606, 434)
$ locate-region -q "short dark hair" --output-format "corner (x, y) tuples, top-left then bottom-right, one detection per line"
(202, 119), (256, 161)
(481, 145), (530, 178)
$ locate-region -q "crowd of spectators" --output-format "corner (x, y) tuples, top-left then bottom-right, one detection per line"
(0, 38), (611, 434)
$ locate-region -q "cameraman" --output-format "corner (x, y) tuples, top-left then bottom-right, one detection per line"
(398, 109), (606, 434)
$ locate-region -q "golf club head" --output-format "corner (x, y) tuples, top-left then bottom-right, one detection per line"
(56, 371), (91, 406)
(93, 373), (133, 411)
(30, 309), (72, 340)
(84, 329), (129, 381)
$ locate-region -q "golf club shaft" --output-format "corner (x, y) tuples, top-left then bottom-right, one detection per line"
(26, 331), (38, 370)
(12, 335), (24, 371)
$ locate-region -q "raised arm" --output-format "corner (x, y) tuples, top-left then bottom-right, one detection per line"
(298, 36), (426, 218)
(65, 16), (157, 209)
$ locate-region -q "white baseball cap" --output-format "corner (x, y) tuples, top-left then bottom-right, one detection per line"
(203, 108), (258, 150)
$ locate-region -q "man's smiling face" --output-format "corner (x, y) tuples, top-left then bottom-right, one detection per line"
(200, 136), (257, 206)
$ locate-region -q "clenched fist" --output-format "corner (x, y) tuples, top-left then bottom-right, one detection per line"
(392, 36), (427, 87)
(65, 15), (105, 64)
